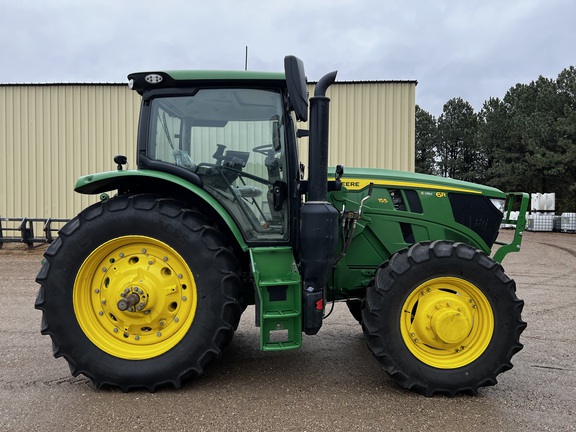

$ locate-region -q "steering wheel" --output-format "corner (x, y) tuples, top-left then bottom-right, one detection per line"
(252, 144), (276, 157)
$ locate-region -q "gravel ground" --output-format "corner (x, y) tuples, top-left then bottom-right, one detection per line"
(0, 230), (574, 431)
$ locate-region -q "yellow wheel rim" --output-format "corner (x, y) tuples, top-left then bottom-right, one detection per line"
(400, 277), (494, 369)
(73, 236), (197, 360)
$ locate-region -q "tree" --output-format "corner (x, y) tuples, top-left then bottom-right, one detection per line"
(555, 66), (576, 210)
(418, 65), (576, 212)
(477, 96), (527, 191)
(415, 105), (437, 175)
(436, 98), (479, 181)
(493, 72), (576, 212)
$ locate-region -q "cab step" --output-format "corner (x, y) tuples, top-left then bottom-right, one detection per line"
(249, 247), (302, 351)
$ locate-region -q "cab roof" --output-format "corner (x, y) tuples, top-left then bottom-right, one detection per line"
(127, 70), (287, 94)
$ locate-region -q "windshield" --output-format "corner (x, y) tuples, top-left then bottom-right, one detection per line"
(148, 88), (289, 242)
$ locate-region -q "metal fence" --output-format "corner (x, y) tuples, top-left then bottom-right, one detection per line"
(0, 217), (69, 248)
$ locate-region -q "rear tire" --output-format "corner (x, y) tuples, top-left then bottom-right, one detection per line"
(362, 241), (526, 396)
(35, 194), (242, 391)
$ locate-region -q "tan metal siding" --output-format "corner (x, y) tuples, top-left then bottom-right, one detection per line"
(0, 85), (140, 219)
(1, 82), (414, 220)
(298, 82), (415, 173)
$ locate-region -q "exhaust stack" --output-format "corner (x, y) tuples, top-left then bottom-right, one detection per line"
(307, 71), (338, 201)
(299, 70), (339, 335)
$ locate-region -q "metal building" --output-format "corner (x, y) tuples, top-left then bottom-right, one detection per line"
(0, 80), (415, 221)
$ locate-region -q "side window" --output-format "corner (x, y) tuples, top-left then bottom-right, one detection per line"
(148, 89), (289, 242)
(189, 118), (287, 241)
(151, 107), (182, 163)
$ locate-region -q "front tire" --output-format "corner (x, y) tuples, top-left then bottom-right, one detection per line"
(35, 194), (242, 391)
(362, 241), (526, 396)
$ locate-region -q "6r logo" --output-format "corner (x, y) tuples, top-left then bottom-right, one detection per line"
(435, 192), (447, 198)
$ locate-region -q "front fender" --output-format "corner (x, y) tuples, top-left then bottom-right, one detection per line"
(75, 169), (249, 251)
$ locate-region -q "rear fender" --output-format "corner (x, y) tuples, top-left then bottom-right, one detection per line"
(74, 169), (249, 251)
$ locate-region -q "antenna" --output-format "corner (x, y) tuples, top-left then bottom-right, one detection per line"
(245, 46), (248, 70)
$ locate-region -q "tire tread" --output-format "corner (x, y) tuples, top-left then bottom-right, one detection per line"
(35, 194), (242, 392)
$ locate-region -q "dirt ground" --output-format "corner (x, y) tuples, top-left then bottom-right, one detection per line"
(0, 230), (574, 431)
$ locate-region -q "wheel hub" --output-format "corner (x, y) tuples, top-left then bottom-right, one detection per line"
(117, 289), (144, 312)
(408, 288), (475, 349)
(400, 277), (495, 369)
(74, 236), (197, 360)
(430, 308), (469, 344)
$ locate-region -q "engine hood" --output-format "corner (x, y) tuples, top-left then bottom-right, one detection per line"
(335, 167), (505, 198)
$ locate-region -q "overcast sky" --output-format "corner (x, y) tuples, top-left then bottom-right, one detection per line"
(1, 0), (574, 116)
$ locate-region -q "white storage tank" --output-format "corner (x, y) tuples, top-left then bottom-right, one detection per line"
(501, 211), (519, 229)
(561, 213), (576, 233)
(526, 214), (533, 231)
(527, 214), (554, 232)
(553, 215), (562, 231)
(531, 193), (556, 212)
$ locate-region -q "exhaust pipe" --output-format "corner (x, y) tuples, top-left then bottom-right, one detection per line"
(300, 70), (339, 335)
(307, 71), (337, 201)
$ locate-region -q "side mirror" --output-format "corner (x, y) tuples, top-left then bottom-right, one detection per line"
(284, 55), (308, 122)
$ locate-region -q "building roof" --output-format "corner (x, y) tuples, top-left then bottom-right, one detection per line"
(0, 79), (417, 86)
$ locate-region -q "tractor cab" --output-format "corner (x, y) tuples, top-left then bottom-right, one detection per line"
(128, 72), (297, 244)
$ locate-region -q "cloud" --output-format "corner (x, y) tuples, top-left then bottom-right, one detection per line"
(1, 0), (574, 115)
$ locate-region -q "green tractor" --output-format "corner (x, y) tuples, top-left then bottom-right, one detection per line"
(35, 56), (529, 396)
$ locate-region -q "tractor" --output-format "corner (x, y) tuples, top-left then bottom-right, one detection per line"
(35, 56), (529, 396)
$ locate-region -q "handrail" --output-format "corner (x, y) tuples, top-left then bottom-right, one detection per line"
(492, 192), (529, 263)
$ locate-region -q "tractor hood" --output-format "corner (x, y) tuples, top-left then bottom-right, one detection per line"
(336, 167), (506, 198)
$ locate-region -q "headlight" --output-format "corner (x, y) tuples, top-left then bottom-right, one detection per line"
(145, 73), (163, 84)
(489, 198), (506, 214)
